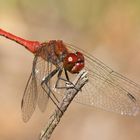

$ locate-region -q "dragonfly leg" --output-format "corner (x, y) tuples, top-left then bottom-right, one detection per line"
(55, 69), (72, 89)
(55, 69), (80, 91)
(64, 69), (69, 81)
(41, 68), (63, 113)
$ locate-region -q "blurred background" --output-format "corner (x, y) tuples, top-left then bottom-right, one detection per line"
(1, 0), (140, 140)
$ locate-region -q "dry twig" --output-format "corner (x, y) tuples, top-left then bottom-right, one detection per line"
(40, 70), (88, 140)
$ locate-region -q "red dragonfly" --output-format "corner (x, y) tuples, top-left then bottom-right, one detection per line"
(0, 28), (140, 123)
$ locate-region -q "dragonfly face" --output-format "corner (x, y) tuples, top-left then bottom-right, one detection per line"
(63, 51), (85, 73)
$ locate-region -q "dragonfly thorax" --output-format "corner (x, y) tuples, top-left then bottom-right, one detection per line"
(38, 40), (85, 73)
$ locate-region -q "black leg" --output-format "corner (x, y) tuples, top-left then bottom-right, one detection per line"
(64, 69), (69, 81)
(41, 68), (62, 112)
(55, 69), (68, 89)
(55, 69), (77, 89)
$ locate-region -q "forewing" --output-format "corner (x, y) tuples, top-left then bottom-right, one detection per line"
(67, 44), (140, 116)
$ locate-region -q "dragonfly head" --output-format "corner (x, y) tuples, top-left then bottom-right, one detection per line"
(63, 52), (85, 73)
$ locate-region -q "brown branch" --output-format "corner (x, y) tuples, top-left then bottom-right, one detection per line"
(39, 70), (88, 140)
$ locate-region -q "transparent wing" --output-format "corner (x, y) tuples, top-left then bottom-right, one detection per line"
(21, 71), (38, 122)
(67, 44), (140, 116)
(34, 56), (52, 112)
(21, 55), (53, 122)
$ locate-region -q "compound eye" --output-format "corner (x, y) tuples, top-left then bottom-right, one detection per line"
(63, 52), (85, 73)
(76, 51), (81, 55)
(66, 53), (78, 63)
(76, 51), (84, 61)
(67, 56), (73, 62)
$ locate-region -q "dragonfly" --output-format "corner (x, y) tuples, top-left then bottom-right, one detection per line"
(0, 28), (140, 123)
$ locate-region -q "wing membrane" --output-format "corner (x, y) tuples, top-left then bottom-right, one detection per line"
(21, 55), (51, 122)
(67, 44), (140, 116)
(21, 72), (38, 122)
(35, 57), (52, 112)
